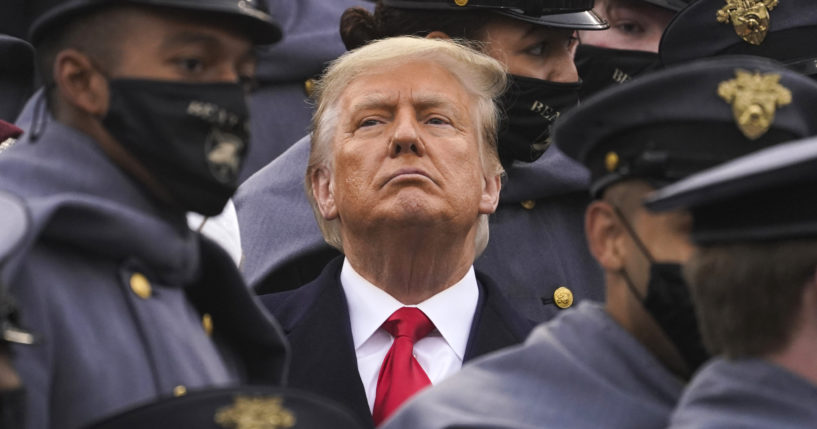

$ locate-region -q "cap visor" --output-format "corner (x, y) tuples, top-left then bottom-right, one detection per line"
(496, 10), (608, 30)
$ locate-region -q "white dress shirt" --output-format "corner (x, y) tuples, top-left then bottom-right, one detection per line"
(340, 258), (479, 412)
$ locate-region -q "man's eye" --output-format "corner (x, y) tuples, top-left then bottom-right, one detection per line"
(359, 119), (381, 127)
(614, 22), (644, 35)
(427, 117), (449, 125)
(525, 43), (547, 57)
(176, 58), (205, 74)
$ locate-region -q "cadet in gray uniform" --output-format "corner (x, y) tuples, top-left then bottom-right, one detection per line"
(0, 1), (288, 428)
(241, 0), (371, 179)
(382, 56), (817, 429)
(647, 137), (817, 429)
(237, 0), (609, 322)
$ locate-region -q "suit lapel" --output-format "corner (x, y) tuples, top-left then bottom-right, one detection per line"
(463, 272), (536, 361)
(274, 258), (374, 428)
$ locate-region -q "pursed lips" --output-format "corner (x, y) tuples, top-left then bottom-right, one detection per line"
(381, 168), (437, 188)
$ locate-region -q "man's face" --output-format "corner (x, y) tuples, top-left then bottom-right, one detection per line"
(579, 0), (675, 52)
(104, 8), (256, 86)
(618, 182), (695, 295)
(317, 60), (499, 239)
(480, 15), (579, 82)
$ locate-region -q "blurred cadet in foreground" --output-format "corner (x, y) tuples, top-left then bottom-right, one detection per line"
(0, 1), (289, 427)
(383, 55), (817, 429)
(85, 386), (364, 429)
(647, 137), (817, 429)
(238, 0), (610, 323)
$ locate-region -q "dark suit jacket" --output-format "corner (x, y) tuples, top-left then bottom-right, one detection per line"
(260, 257), (535, 428)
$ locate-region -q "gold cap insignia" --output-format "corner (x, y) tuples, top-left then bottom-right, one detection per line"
(716, 0), (778, 45)
(215, 396), (296, 429)
(454, 0), (469, 6)
(718, 70), (791, 140)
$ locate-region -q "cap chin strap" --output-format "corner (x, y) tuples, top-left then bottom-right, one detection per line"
(610, 204), (656, 303)
(786, 57), (817, 77)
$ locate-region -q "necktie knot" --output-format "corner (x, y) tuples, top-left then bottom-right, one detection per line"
(382, 307), (434, 344)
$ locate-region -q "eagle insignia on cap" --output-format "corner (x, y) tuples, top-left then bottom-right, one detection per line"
(214, 396), (296, 429)
(718, 70), (791, 140)
(716, 0), (778, 45)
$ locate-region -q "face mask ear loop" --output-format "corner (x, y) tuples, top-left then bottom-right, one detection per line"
(28, 85), (53, 143)
(611, 204), (656, 303)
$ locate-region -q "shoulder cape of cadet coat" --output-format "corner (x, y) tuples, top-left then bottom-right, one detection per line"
(383, 301), (684, 429)
(668, 358), (817, 429)
(0, 109), (288, 429)
(260, 256), (536, 429)
(237, 135), (604, 322)
(241, 0), (371, 179)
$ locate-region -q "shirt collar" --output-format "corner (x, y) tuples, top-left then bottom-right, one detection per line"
(340, 258), (479, 360)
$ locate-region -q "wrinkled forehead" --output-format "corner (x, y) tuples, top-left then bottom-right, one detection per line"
(337, 60), (477, 115)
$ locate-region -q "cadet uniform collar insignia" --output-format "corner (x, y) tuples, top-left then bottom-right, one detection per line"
(716, 0), (779, 45)
(717, 69), (792, 140)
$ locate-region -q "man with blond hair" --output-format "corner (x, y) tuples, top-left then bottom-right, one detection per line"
(259, 36), (533, 428)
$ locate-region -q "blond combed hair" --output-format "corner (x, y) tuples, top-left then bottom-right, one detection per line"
(306, 36), (507, 255)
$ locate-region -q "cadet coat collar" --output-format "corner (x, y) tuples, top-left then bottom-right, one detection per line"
(0, 111), (199, 287)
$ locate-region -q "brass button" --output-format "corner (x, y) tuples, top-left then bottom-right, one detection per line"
(129, 273), (152, 299)
(304, 78), (317, 97)
(521, 200), (536, 210)
(454, 0), (469, 5)
(553, 286), (574, 309)
(202, 313), (214, 337)
(605, 151), (619, 172)
(173, 385), (187, 397)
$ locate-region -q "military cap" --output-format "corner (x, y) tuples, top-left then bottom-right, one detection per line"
(642, 0), (691, 12)
(646, 136), (817, 244)
(370, 0), (608, 30)
(553, 55), (817, 197)
(84, 385), (365, 429)
(0, 35), (34, 122)
(661, 0), (817, 76)
(29, 0), (282, 45)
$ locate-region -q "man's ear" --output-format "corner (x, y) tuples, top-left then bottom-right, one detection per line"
(311, 167), (339, 220)
(426, 31), (452, 40)
(586, 200), (627, 270)
(478, 173), (501, 215)
(53, 49), (109, 116)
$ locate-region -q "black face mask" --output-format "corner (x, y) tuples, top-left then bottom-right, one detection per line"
(574, 44), (661, 100)
(0, 386), (24, 429)
(102, 79), (251, 216)
(497, 74), (580, 167)
(614, 207), (710, 375)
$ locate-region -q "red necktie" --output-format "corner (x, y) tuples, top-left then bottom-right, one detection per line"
(372, 307), (435, 425)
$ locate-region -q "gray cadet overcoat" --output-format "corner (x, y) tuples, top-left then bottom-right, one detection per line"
(0, 112), (289, 429)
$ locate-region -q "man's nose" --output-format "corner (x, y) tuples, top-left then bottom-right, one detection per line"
(388, 113), (425, 157)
